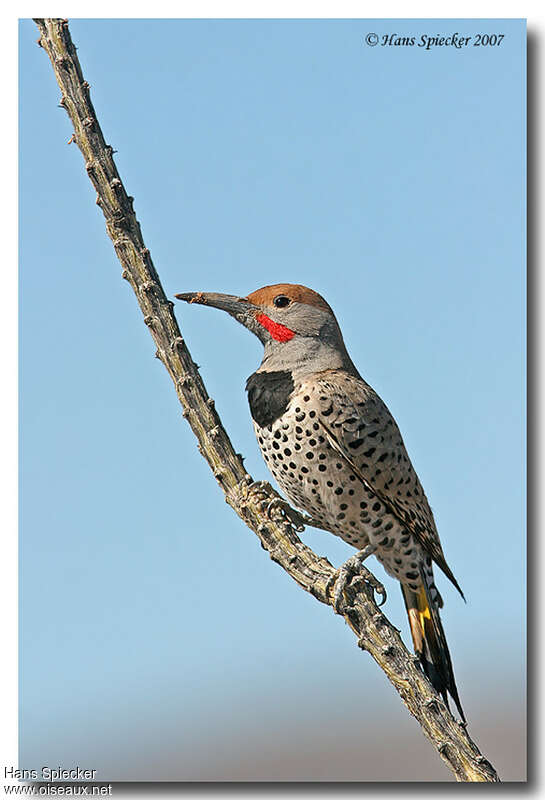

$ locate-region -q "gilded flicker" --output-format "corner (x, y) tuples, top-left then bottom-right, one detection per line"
(175, 283), (465, 721)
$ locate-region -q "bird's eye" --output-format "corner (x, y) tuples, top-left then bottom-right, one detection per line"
(273, 295), (291, 309)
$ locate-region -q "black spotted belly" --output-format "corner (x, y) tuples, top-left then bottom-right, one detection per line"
(253, 411), (426, 592)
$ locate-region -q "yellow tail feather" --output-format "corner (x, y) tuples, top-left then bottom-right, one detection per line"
(401, 582), (465, 723)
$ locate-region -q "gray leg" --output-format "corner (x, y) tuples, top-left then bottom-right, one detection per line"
(328, 544), (387, 612)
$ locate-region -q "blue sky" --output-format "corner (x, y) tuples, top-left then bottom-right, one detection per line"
(19, 18), (525, 780)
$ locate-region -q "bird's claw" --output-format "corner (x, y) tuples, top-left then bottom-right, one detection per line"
(246, 479), (269, 498)
(361, 567), (387, 607)
(327, 548), (387, 613)
(242, 482), (306, 532)
(265, 497), (305, 532)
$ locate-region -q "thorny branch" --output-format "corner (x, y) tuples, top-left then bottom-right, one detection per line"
(33, 18), (500, 782)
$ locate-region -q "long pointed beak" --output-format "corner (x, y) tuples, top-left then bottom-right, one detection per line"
(175, 291), (250, 314)
(174, 290), (267, 342)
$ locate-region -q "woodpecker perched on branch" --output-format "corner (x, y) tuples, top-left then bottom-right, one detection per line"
(176, 283), (466, 722)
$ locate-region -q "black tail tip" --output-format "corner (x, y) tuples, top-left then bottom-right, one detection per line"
(420, 655), (467, 724)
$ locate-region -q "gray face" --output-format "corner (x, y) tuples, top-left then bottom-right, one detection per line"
(265, 300), (333, 336)
(257, 301), (358, 378)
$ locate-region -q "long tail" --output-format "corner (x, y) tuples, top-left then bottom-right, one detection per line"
(401, 572), (466, 723)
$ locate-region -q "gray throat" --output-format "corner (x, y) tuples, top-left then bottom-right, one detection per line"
(258, 335), (359, 380)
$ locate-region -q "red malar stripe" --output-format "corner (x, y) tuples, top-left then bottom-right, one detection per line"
(256, 313), (295, 342)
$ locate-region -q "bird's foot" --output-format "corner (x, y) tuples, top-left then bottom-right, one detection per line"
(245, 479), (269, 495)
(327, 545), (387, 613)
(243, 479), (274, 506)
(265, 497), (306, 532)
(242, 481), (309, 532)
(241, 479), (327, 533)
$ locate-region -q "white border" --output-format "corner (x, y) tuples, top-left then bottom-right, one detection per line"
(5, 3), (537, 794)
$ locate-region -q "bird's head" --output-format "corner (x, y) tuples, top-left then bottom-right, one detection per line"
(175, 283), (357, 375)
